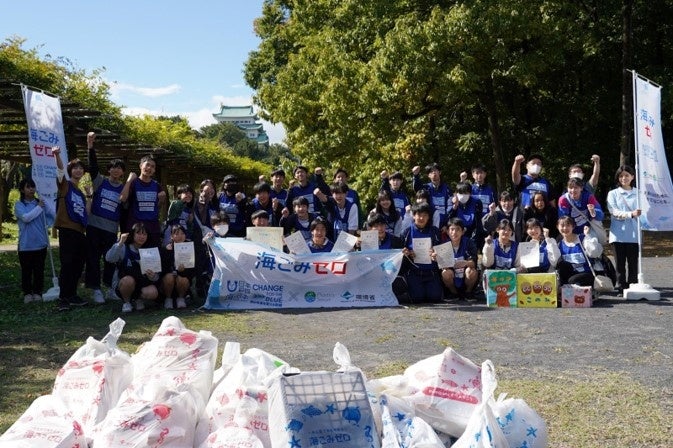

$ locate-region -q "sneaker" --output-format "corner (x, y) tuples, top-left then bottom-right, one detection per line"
(23, 294), (33, 303)
(176, 297), (187, 309)
(32, 294), (43, 302)
(135, 300), (145, 311)
(164, 297), (174, 310)
(68, 296), (88, 307)
(57, 298), (71, 312)
(121, 302), (133, 313)
(106, 289), (121, 301)
(92, 289), (105, 304)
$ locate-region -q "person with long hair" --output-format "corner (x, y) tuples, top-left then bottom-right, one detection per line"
(368, 190), (403, 237)
(523, 190), (558, 239)
(105, 222), (161, 313)
(523, 218), (560, 273)
(606, 165), (641, 293)
(556, 216), (603, 287)
(14, 178), (51, 303)
(161, 224), (195, 309)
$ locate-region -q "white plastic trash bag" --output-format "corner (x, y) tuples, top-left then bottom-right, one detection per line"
(379, 394), (445, 448)
(131, 316), (218, 404)
(0, 394), (87, 448)
(491, 394), (548, 448)
(92, 383), (202, 448)
(52, 318), (132, 437)
(197, 396), (266, 448)
(403, 348), (482, 437)
(451, 360), (509, 448)
(195, 342), (289, 448)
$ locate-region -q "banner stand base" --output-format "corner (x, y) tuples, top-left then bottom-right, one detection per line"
(624, 283), (661, 301)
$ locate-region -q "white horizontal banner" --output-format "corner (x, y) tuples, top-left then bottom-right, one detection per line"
(204, 238), (402, 309)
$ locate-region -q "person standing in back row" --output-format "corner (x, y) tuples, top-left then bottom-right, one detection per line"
(511, 154), (556, 208)
(120, 154), (166, 247)
(84, 132), (126, 303)
(52, 146), (88, 311)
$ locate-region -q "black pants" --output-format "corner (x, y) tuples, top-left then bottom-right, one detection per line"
(613, 242), (638, 289)
(58, 228), (87, 299)
(85, 225), (118, 289)
(557, 260), (594, 287)
(19, 248), (47, 295)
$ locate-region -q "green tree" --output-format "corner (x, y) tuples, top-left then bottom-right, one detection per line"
(200, 122), (247, 147)
(245, 0), (673, 205)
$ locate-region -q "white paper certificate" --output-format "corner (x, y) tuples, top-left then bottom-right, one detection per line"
(413, 237), (432, 264)
(284, 231), (310, 254)
(139, 247), (162, 274)
(333, 231), (358, 253)
(359, 230), (379, 251)
(434, 241), (455, 269)
(247, 226), (284, 251)
(174, 242), (195, 269)
(518, 241), (540, 268)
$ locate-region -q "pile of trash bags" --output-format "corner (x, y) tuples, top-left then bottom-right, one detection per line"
(0, 317), (548, 448)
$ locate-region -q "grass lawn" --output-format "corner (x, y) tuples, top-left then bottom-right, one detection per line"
(1, 232), (672, 446)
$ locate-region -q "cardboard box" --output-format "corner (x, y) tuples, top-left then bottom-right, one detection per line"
(517, 273), (557, 308)
(483, 270), (518, 307)
(561, 284), (593, 308)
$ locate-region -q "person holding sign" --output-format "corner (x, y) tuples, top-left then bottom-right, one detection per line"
(363, 213), (404, 250)
(105, 223), (161, 313)
(401, 203), (443, 302)
(160, 224), (195, 310)
(52, 146), (88, 311)
(523, 218), (560, 273)
(482, 219), (524, 272)
(307, 217), (334, 253)
(440, 218), (479, 300)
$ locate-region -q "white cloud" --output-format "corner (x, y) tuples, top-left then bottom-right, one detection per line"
(110, 82), (181, 98)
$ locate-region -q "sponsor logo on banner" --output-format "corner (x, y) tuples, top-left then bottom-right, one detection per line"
(304, 291), (317, 303)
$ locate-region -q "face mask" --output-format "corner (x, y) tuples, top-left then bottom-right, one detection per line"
(528, 164), (542, 175)
(570, 172), (584, 180)
(225, 184), (237, 193)
(214, 224), (229, 236)
(457, 194), (470, 204)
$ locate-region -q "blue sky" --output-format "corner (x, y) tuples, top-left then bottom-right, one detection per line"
(1, 0), (286, 143)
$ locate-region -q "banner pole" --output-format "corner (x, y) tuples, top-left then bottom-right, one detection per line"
(624, 70), (661, 300)
(631, 70), (644, 284)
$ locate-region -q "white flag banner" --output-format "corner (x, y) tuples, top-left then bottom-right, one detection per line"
(634, 75), (673, 231)
(204, 238), (402, 309)
(22, 86), (69, 222)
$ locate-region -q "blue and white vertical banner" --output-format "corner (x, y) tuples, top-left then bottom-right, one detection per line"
(22, 85), (69, 221)
(633, 74), (673, 231)
(204, 238), (402, 309)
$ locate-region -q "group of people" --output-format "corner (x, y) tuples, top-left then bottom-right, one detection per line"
(15, 134), (642, 309)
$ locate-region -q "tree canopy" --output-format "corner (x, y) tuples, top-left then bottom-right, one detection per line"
(245, 0), (673, 206)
